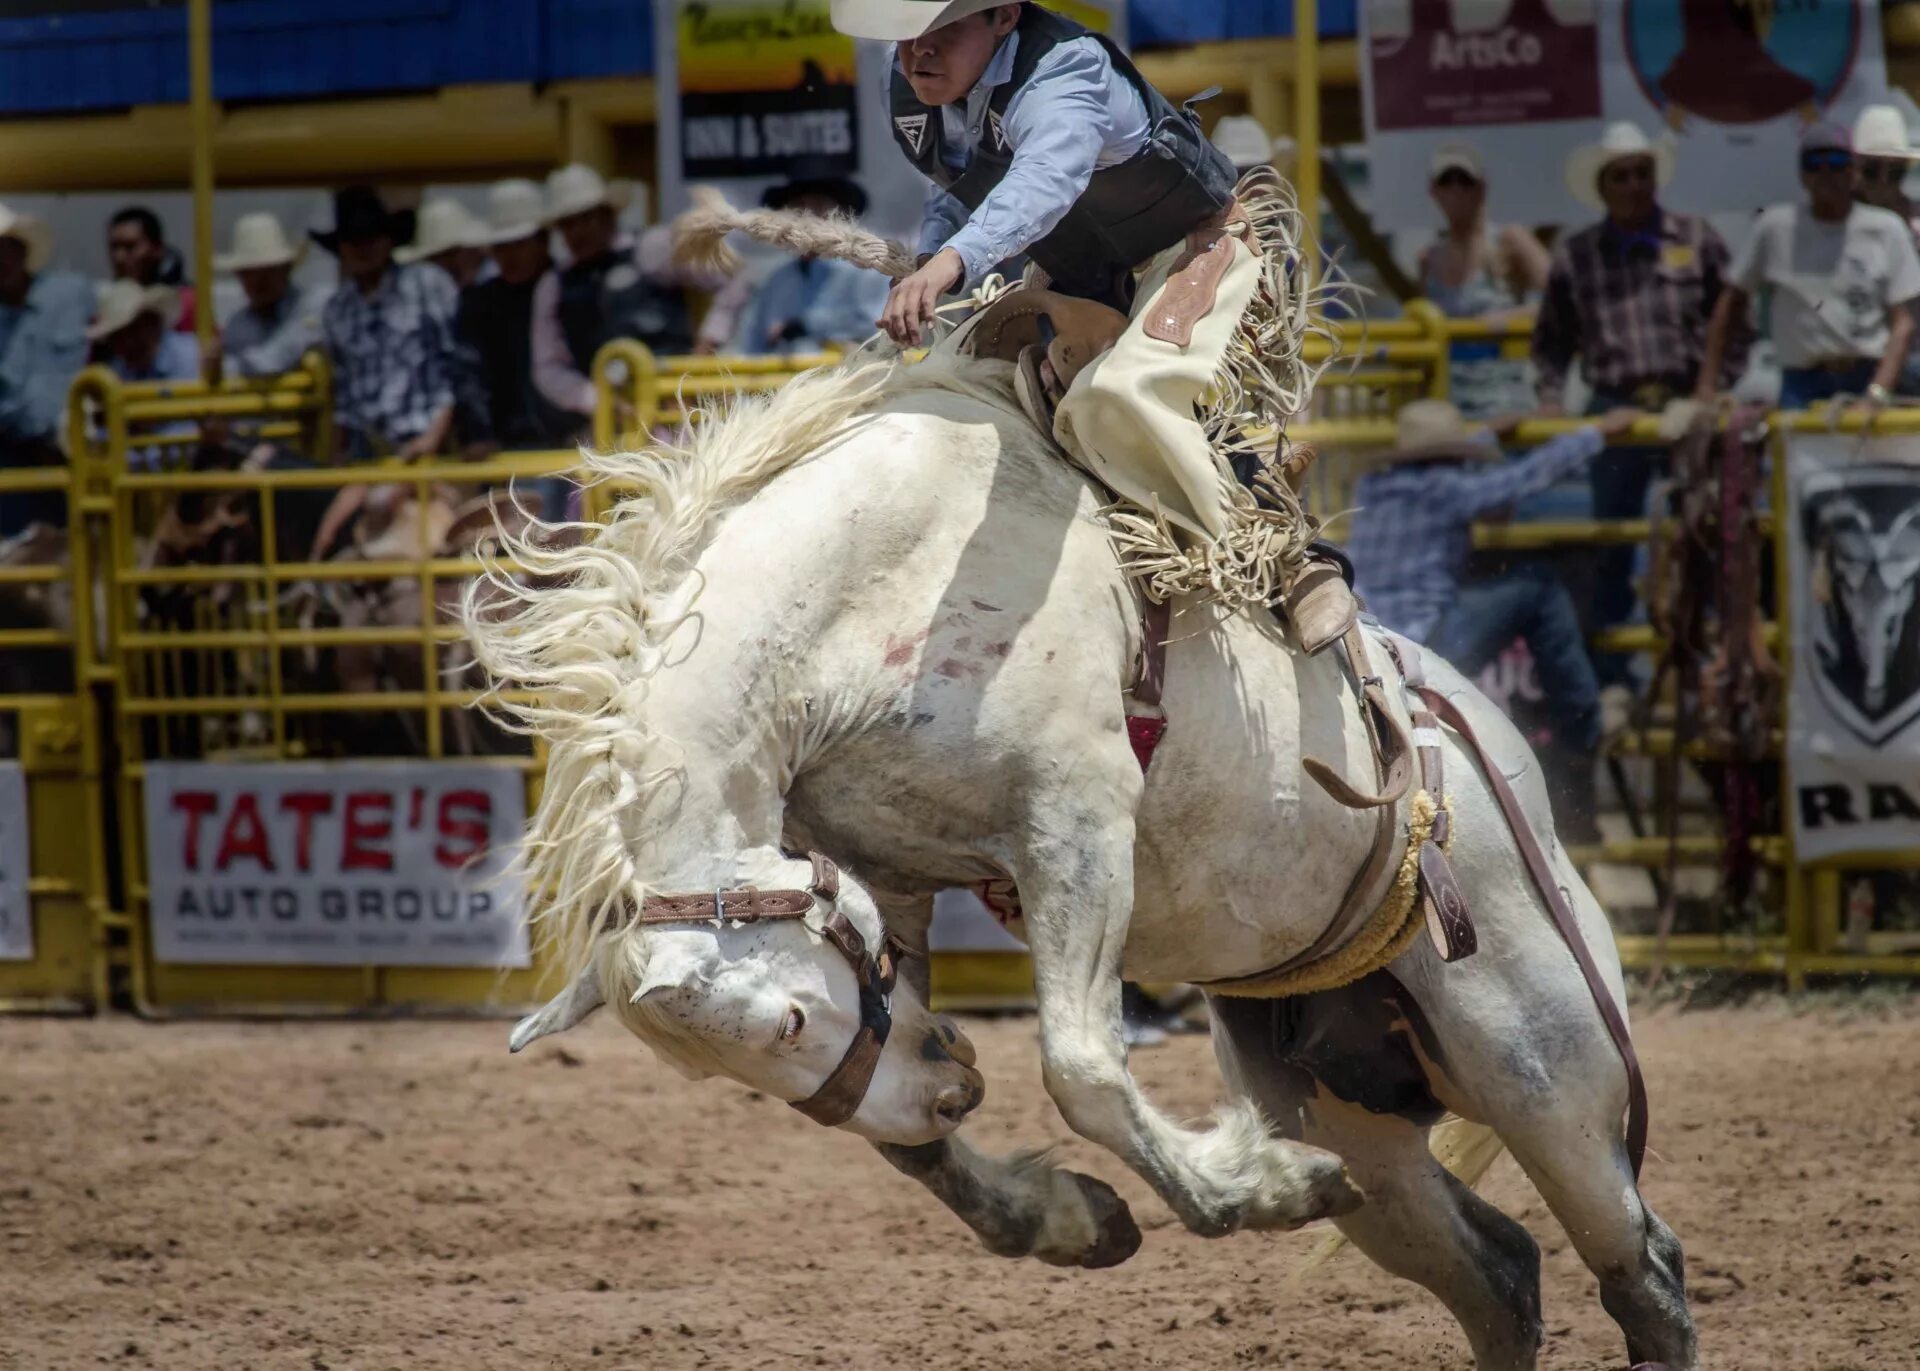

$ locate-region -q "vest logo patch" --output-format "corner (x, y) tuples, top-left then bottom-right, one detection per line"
(605, 264), (640, 293)
(895, 113), (930, 157)
(988, 109), (1009, 152)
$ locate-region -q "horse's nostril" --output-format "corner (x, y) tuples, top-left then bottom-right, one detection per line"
(934, 1082), (979, 1123)
(940, 1019), (978, 1068)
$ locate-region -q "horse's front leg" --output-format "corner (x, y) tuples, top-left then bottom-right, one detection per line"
(1014, 802), (1363, 1237)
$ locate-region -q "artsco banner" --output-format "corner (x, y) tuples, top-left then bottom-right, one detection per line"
(143, 763), (528, 968)
(1784, 434), (1920, 862)
(1363, 0), (1890, 230)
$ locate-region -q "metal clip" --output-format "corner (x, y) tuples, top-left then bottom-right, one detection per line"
(712, 890), (727, 927)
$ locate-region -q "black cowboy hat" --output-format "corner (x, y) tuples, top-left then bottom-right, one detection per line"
(761, 160), (868, 217)
(310, 185), (417, 254)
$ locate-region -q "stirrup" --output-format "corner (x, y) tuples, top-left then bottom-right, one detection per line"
(1283, 554), (1358, 656)
(1013, 345), (1063, 438)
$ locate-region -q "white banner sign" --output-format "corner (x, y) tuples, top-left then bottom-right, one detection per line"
(143, 763), (529, 968)
(1362, 0), (1889, 230)
(1785, 433), (1920, 862)
(0, 762), (30, 962)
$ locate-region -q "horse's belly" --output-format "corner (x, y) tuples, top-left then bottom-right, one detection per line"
(1120, 619), (1390, 984)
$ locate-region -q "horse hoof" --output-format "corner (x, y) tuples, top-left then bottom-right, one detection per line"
(1068, 1171), (1142, 1269)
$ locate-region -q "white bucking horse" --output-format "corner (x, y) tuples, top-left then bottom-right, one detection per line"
(466, 350), (1693, 1371)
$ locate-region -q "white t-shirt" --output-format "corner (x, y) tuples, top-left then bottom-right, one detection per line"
(1731, 202), (1920, 368)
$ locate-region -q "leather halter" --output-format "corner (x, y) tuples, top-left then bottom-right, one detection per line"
(631, 853), (904, 1128)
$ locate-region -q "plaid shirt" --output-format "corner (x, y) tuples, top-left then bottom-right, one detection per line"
(323, 262), (458, 452)
(1531, 211), (1746, 403)
(1347, 427), (1605, 643)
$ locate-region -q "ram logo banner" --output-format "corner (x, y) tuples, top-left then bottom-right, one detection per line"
(1786, 438), (1920, 861)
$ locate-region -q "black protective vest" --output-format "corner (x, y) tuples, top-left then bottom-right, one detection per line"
(888, 5), (1238, 306)
(557, 249), (695, 366)
(456, 277), (577, 448)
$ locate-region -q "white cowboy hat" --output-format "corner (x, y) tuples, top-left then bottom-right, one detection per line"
(0, 203), (52, 274)
(1385, 399), (1500, 465)
(543, 164), (633, 225)
(830, 0), (1007, 41)
(1211, 116), (1278, 174)
(1853, 104), (1920, 161)
(484, 178), (548, 245)
(395, 198), (490, 264)
(87, 280), (180, 342)
(1565, 121), (1675, 210)
(214, 212), (303, 272)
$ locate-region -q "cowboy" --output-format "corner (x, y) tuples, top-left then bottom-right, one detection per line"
(1531, 120), (1743, 682)
(89, 280), (200, 469)
(732, 165), (891, 355)
(398, 198), (492, 290)
(453, 179), (576, 451)
(314, 185), (460, 461)
(840, 2), (1338, 631)
(106, 205), (197, 334)
(210, 213), (326, 380)
(0, 204), (90, 535)
(531, 164), (749, 421)
(1698, 122), (1920, 415)
(1345, 399), (1640, 834)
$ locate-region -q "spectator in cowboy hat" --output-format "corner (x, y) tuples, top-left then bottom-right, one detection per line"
(210, 212), (326, 380)
(731, 164), (890, 355)
(106, 205), (197, 334)
(0, 202), (91, 534)
(530, 163), (747, 418)
(1699, 121), (1920, 414)
(1850, 103), (1920, 396)
(398, 198), (491, 290)
(1345, 398), (1640, 833)
(314, 185), (460, 460)
(88, 280), (199, 469)
(452, 178), (576, 452)
(1210, 115), (1276, 176)
(1530, 119), (1745, 683)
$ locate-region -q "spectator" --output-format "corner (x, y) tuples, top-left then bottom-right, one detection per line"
(1532, 121), (1742, 680)
(397, 198), (491, 290)
(1700, 122), (1920, 413)
(210, 213), (325, 380)
(732, 169), (890, 355)
(1210, 115), (1275, 176)
(531, 164), (744, 420)
(453, 178), (575, 451)
(107, 206), (196, 334)
(1420, 144), (1550, 417)
(88, 281), (199, 469)
(313, 186), (459, 461)
(1347, 399), (1639, 832)
(0, 204), (90, 534)
(1850, 104), (1920, 397)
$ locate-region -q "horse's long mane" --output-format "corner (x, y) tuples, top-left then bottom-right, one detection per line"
(462, 350), (1026, 974)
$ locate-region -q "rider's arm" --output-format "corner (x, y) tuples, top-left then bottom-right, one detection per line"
(917, 188), (971, 268)
(1451, 427), (1606, 519)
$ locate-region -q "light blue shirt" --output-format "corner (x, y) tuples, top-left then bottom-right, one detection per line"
(0, 269), (91, 445)
(732, 256), (891, 355)
(109, 330), (201, 469)
(221, 286), (328, 378)
(898, 31), (1150, 287)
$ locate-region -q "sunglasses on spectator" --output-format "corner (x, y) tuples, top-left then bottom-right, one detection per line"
(1860, 159), (1908, 183)
(1432, 169), (1480, 189)
(1601, 162), (1656, 187)
(1800, 150), (1853, 173)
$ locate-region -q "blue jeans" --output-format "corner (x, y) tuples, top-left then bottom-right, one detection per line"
(1585, 387), (1668, 687)
(1778, 360), (1876, 409)
(1431, 564), (1601, 751)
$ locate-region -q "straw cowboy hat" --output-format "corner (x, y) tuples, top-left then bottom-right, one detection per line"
(1565, 121), (1675, 210)
(0, 203), (52, 273)
(214, 212), (303, 272)
(87, 280), (180, 342)
(310, 185), (417, 254)
(830, 0), (1007, 41)
(1211, 116), (1278, 174)
(1853, 103), (1920, 161)
(483, 178), (549, 245)
(395, 198), (490, 264)
(1385, 399), (1500, 465)
(544, 164), (633, 224)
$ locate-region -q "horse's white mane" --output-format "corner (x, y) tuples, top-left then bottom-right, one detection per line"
(463, 350), (1027, 975)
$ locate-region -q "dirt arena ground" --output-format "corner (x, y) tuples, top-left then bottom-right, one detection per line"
(1, 999), (1915, 1371)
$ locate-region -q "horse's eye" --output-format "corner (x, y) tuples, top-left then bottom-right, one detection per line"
(779, 1006), (806, 1044)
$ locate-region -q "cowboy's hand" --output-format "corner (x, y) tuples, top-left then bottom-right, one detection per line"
(1598, 406), (1643, 439)
(1846, 385), (1888, 427)
(881, 248), (964, 347)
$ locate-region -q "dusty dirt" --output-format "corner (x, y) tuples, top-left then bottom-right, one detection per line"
(1, 1001), (1916, 1371)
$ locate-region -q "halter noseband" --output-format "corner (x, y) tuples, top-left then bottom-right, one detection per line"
(628, 853), (905, 1127)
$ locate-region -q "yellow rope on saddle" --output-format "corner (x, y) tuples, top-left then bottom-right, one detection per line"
(1208, 790), (1452, 1001)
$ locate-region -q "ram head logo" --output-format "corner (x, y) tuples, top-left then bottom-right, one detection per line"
(1805, 470), (1920, 746)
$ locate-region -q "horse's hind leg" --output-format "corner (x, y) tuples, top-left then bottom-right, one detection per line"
(1211, 994), (1544, 1371)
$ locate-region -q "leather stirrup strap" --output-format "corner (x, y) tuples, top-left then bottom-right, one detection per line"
(1417, 685), (1649, 1179)
(1305, 622), (1414, 811)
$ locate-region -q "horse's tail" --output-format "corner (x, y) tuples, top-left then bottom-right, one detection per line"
(1289, 1117), (1505, 1283)
(672, 185), (917, 280)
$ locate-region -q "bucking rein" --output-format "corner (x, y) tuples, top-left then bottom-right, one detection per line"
(653, 194), (1648, 1175)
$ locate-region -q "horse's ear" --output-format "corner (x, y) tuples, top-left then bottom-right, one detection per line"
(508, 961), (605, 1052)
